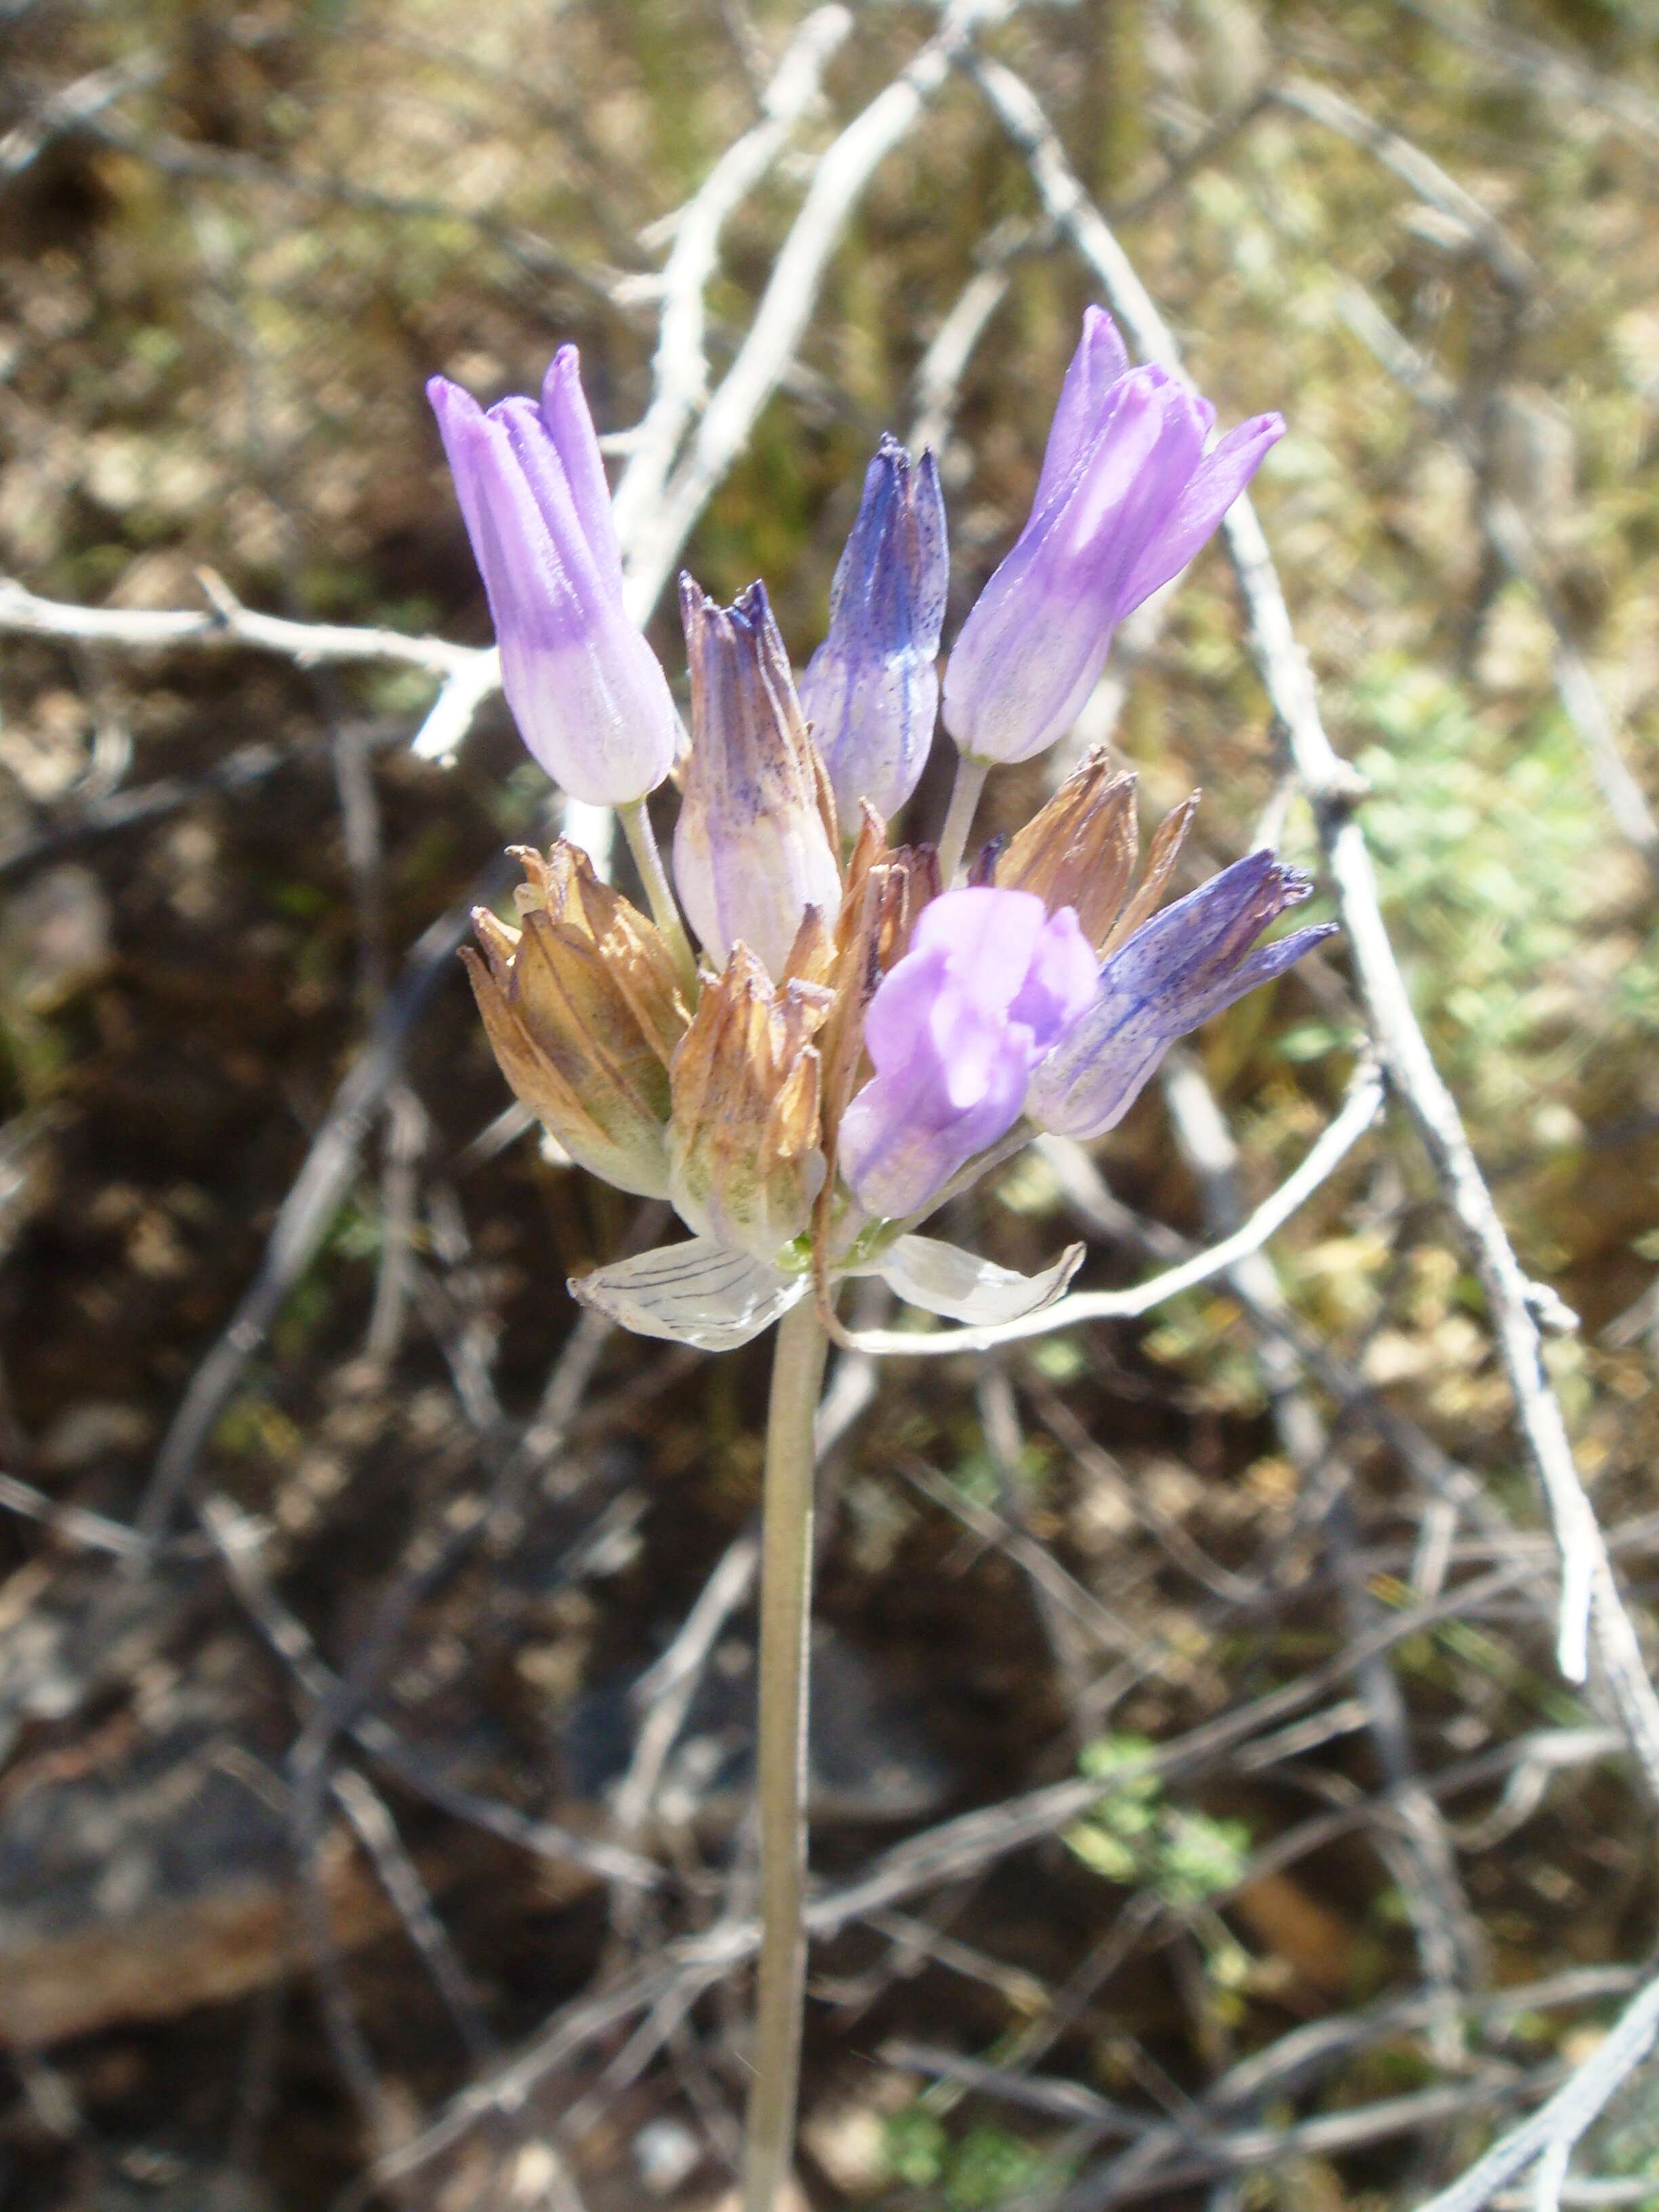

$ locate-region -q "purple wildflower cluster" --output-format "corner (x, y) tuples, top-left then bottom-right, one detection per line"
(431, 314), (1335, 1347)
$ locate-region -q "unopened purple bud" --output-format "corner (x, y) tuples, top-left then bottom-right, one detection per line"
(943, 308), (1283, 766)
(798, 436), (948, 823)
(673, 577), (842, 979)
(838, 886), (1096, 1222)
(428, 349), (680, 805)
(1029, 849), (1336, 1139)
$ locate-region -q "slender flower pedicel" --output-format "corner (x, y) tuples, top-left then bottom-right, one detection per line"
(432, 325), (1335, 2212)
(428, 349), (680, 805)
(798, 434), (948, 825)
(942, 308), (1284, 769)
(674, 577), (843, 979)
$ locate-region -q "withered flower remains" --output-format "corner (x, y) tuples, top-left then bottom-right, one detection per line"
(436, 317), (1334, 1349)
(461, 840), (689, 1197)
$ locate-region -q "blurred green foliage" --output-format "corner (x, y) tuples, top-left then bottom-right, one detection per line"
(1066, 1732), (1252, 1902)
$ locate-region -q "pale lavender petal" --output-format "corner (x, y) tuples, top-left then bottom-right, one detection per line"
(1167, 920), (1338, 1029)
(1098, 848), (1313, 1018)
(1118, 412), (1284, 610)
(1045, 369), (1208, 589)
(943, 371), (1210, 767)
(838, 1026), (1029, 1223)
(539, 344), (626, 595)
(839, 886), (1097, 1221)
(910, 885), (1046, 1007)
(427, 376), (497, 565)
(493, 396), (606, 607)
(941, 318), (1279, 769)
(863, 943), (952, 1068)
(1009, 903), (1096, 1048)
(428, 359), (678, 804)
(1028, 1021), (1172, 1139)
(1031, 306), (1131, 517)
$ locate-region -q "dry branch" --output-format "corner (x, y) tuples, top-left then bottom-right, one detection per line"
(965, 50), (1659, 1793)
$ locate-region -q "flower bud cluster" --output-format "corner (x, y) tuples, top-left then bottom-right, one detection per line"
(432, 316), (1334, 1347)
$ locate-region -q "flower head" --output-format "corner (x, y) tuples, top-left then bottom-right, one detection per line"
(428, 348), (680, 804)
(943, 308), (1282, 766)
(798, 435), (948, 824)
(445, 332), (1339, 1353)
(673, 577), (842, 979)
(462, 840), (691, 1195)
(838, 886), (1097, 1223)
(1029, 849), (1336, 1139)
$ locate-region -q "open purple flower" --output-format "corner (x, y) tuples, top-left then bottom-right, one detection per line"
(1029, 849), (1336, 1139)
(798, 435), (947, 825)
(838, 886), (1097, 1223)
(942, 308), (1282, 767)
(428, 348), (679, 805)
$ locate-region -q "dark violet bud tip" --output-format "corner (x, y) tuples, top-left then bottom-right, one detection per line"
(798, 432), (949, 825)
(1028, 848), (1334, 1141)
(968, 834), (1006, 887)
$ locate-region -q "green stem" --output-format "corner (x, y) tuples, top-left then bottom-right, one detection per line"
(618, 796), (699, 992)
(936, 753), (990, 885)
(741, 1293), (830, 2212)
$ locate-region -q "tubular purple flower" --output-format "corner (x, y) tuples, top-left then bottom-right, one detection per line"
(942, 308), (1284, 767)
(798, 436), (948, 824)
(428, 348), (680, 805)
(673, 577), (842, 979)
(838, 886), (1096, 1223)
(1028, 849), (1336, 1139)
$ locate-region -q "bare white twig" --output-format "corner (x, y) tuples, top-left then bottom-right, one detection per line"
(409, 648), (503, 764)
(907, 217), (1044, 454)
(609, 5), (855, 564)
(1412, 1967), (1659, 2212)
(966, 53), (1659, 1788)
(1271, 75), (1534, 293)
(358, 1551), (1595, 2197)
(0, 571), (479, 680)
(1393, 0), (1659, 155)
(625, 0), (1018, 615)
(1160, 1049), (1484, 2044)
(0, 53), (162, 180)
(1334, 270), (1659, 878)
(0, 562), (506, 781)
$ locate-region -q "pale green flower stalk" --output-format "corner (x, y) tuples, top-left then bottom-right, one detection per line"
(431, 319), (1324, 2211)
